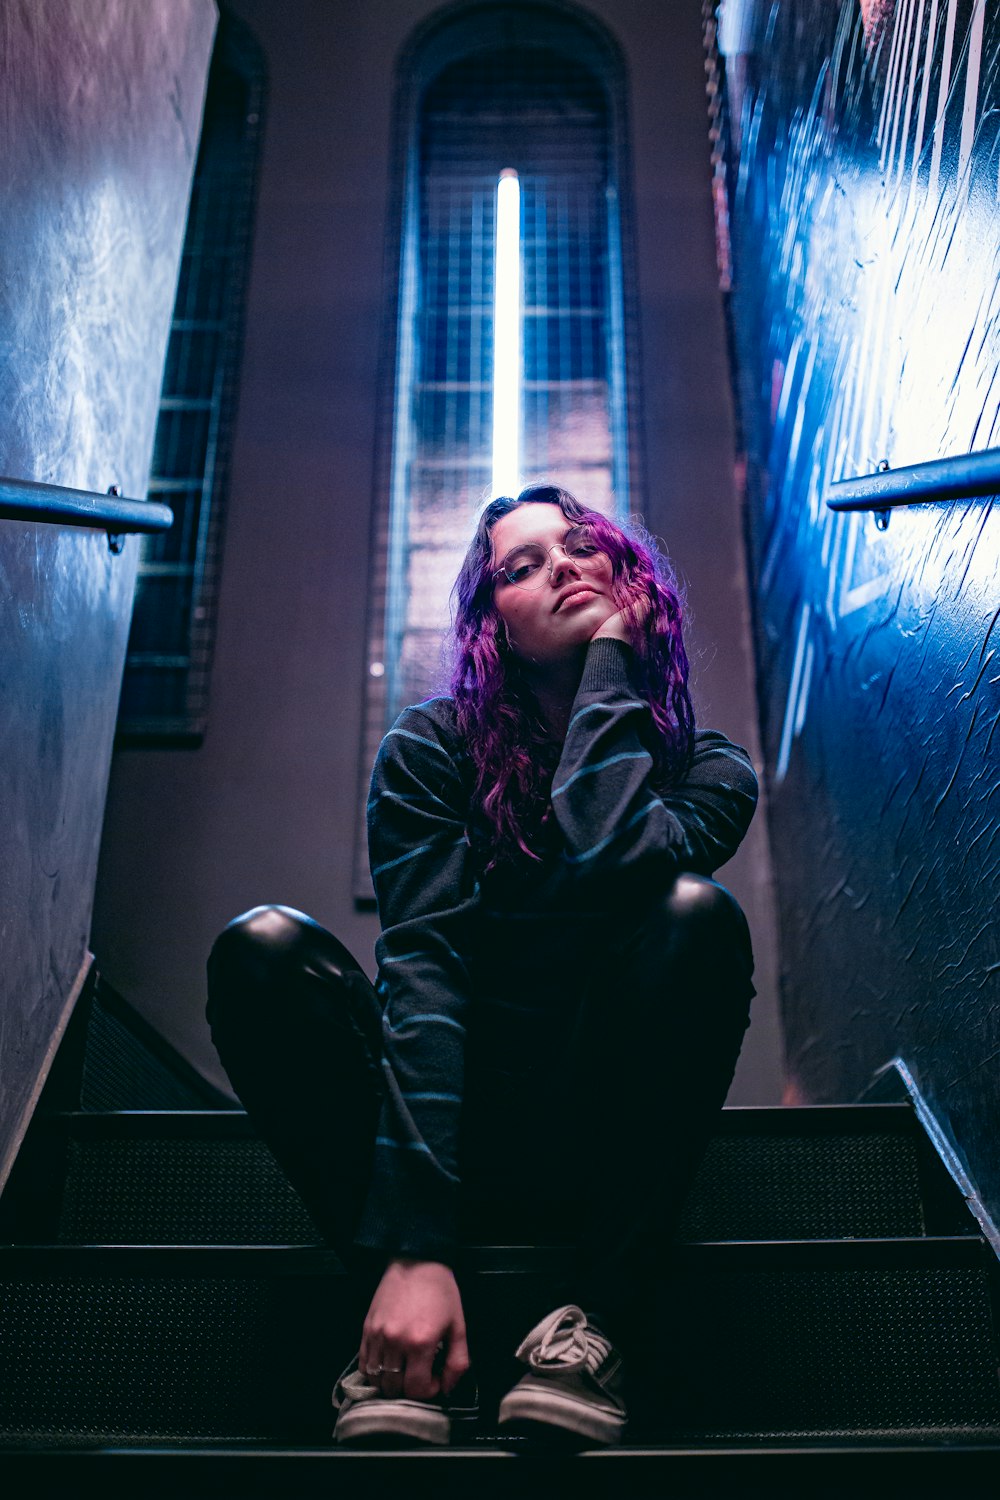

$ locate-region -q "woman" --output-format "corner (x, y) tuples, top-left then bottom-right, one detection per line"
(206, 484), (757, 1448)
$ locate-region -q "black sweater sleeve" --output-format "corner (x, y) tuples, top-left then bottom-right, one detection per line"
(551, 638), (758, 882)
(354, 701), (478, 1265)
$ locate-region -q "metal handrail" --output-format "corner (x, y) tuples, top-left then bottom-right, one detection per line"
(0, 475), (173, 543)
(825, 447), (1000, 515)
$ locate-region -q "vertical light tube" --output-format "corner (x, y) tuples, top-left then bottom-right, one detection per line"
(491, 168), (521, 497)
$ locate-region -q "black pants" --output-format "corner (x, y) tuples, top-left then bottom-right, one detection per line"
(205, 873), (754, 1354)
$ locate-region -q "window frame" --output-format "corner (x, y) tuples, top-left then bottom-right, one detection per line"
(115, 11), (265, 747)
(354, 0), (644, 905)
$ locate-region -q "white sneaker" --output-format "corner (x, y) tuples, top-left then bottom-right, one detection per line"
(497, 1304), (627, 1445)
(332, 1356), (478, 1446)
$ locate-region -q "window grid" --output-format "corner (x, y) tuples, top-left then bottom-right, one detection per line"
(387, 47), (622, 723)
(116, 20), (263, 742)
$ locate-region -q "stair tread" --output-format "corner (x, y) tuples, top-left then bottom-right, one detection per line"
(2, 1243), (996, 1446)
(4, 1434), (1000, 1451)
(0, 1235), (988, 1264)
(40, 1101), (923, 1130)
(3, 1436), (1000, 1500)
(10, 1098), (972, 1249)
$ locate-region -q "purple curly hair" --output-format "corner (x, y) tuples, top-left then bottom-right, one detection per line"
(449, 483), (694, 871)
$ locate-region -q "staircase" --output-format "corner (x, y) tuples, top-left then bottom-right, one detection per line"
(1, 974), (999, 1495)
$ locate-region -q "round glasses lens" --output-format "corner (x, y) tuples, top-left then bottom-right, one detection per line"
(502, 526), (600, 588)
(502, 544), (548, 587)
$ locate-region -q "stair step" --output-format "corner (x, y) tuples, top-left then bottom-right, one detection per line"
(0, 1240), (996, 1447)
(2, 1104), (975, 1247)
(679, 1104), (951, 1241)
(58, 1114), (316, 1246)
(3, 1441), (1000, 1498)
(80, 980), (237, 1112)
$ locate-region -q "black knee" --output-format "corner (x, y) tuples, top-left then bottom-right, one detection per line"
(209, 903), (311, 982)
(215, 904), (308, 951)
(638, 874), (754, 991)
(206, 904), (370, 1028)
(664, 874), (745, 935)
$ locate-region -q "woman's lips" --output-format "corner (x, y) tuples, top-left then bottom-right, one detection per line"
(555, 586), (599, 611)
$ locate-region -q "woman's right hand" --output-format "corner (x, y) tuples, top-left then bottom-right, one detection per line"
(592, 587), (651, 643)
(359, 1257), (470, 1401)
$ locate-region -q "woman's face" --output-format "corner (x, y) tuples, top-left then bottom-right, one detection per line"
(490, 503), (620, 666)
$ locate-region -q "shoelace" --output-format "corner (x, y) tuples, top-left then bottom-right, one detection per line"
(514, 1304), (611, 1377)
(335, 1367), (382, 1407)
(335, 1364), (475, 1413)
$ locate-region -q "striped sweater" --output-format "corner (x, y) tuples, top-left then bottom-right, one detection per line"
(356, 637), (758, 1263)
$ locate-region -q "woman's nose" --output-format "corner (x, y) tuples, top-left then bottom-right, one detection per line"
(548, 545), (581, 584)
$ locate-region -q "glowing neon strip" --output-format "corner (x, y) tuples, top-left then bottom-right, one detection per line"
(491, 169), (521, 497)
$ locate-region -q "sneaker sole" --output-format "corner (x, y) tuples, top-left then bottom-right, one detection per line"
(497, 1387), (626, 1446)
(334, 1401), (451, 1446)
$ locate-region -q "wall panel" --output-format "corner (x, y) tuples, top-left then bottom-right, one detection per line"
(723, 0), (1000, 1214)
(0, 0), (216, 1185)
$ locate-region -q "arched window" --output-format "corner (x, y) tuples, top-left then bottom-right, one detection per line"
(356, 0), (640, 898)
(116, 12), (264, 744)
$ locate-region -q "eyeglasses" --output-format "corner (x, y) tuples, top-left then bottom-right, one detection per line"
(491, 525), (602, 590)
